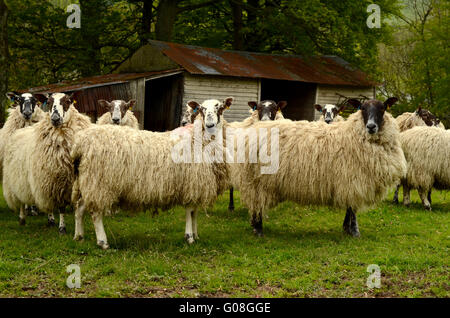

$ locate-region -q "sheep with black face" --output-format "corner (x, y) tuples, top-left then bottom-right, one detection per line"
(315, 104), (345, 124)
(237, 97), (406, 237)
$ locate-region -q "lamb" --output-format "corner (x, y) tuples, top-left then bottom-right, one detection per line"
(237, 97), (406, 237)
(71, 97), (234, 249)
(227, 100), (287, 212)
(315, 104), (345, 124)
(399, 126), (449, 210)
(393, 107), (443, 204)
(2, 93), (91, 232)
(0, 92), (46, 179)
(96, 99), (139, 129)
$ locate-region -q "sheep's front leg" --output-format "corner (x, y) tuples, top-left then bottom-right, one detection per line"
(427, 190), (432, 205)
(92, 213), (109, 250)
(418, 188), (432, 211)
(19, 205), (26, 226)
(47, 212), (56, 227)
(251, 212), (263, 237)
(58, 210), (66, 234)
(393, 184), (400, 204)
(74, 200), (86, 241)
(343, 207), (360, 237)
(403, 184), (411, 207)
(228, 187), (235, 212)
(184, 208), (195, 244)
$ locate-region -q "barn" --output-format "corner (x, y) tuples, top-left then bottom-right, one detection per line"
(26, 40), (376, 130)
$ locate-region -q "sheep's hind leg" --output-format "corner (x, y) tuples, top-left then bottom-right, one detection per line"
(19, 205), (26, 226)
(393, 185), (400, 204)
(92, 213), (109, 250)
(184, 207), (195, 244)
(228, 187), (235, 212)
(403, 185), (411, 207)
(343, 207), (360, 238)
(58, 210), (66, 234)
(427, 190), (432, 205)
(192, 209), (199, 240)
(418, 189), (431, 211)
(251, 212), (263, 237)
(74, 200), (86, 241)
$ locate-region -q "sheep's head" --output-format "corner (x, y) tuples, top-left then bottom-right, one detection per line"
(98, 99), (136, 125)
(415, 107), (441, 127)
(187, 97), (233, 134)
(248, 100), (287, 121)
(315, 104), (345, 124)
(47, 93), (76, 127)
(6, 92), (46, 121)
(180, 103), (199, 126)
(347, 97), (398, 135)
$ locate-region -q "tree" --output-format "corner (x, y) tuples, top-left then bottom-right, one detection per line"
(0, 0), (8, 127)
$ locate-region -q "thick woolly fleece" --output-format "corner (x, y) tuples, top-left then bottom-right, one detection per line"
(96, 110), (139, 129)
(238, 110), (407, 217)
(400, 126), (450, 192)
(0, 106), (45, 179)
(395, 112), (427, 132)
(71, 116), (230, 214)
(2, 106), (91, 213)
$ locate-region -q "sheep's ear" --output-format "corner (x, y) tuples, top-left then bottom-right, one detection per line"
(314, 104), (323, 112)
(127, 99), (136, 110)
(384, 97), (398, 110)
(415, 106), (422, 114)
(187, 100), (200, 111)
(33, 93), (49, 104)
(98, 100), (111, 110)
(248, 101), (258, 110)
(346, 99), (362, 109)
(68, 91), (82, 105)
(277, 101), (287, 110)
(223, 97), (233, 109)
(6, 91), (20, 102)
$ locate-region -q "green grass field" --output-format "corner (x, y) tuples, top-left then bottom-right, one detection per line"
(0, 186), (448, 298)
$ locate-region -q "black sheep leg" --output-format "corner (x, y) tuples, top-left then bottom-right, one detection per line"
(251, 212), (263, 237)
(228, 187), (235, 212)
(343, 207), (360, 237)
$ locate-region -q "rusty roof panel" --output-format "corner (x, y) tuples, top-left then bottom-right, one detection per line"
(23, 69), (184, 94)
(150, 40), (376, 86)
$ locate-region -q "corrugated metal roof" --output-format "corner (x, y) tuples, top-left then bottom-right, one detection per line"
(23, 69), (184, 94)
(149, 40), (377, 86)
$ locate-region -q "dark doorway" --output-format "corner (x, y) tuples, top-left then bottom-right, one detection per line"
(261, 79), (317, 121)
(144, 74), (184, 131)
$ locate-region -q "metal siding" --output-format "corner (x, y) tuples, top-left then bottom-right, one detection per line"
(314, 85), (375, 121)
(183, 74), (259, 123)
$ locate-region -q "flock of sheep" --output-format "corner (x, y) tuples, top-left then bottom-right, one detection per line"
(0, 91), (448, 250)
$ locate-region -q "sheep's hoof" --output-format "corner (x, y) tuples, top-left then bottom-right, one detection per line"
(228, 206), (234, 213)
(152, 208), (159, 217)
(97, 241), (109, 250)
(252, 228), (264, 237)
(392, 198), (399, 204)
(30, 206), (39, 216)
(194, 234), (200, 240)
(47, 219), (56, 227)
(73, 234), (84, 241)
(424, 205), (431, 211)
(344, 227), (360, 238)
(19, 218), (26, 226)
(59, 227), (67, 235)
(185, 234), (195, 244)
(403, 202), (410, 208)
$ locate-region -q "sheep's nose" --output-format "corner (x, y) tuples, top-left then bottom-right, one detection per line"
(366, 123), (377, 133)
(51, 113), (61, 125)
(325, 119), (332, 124)
(112, 118), (120, 124)
(206, 123), (214, 128)
(181, 121), (187, 126)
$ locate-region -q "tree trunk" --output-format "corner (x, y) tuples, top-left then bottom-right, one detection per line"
(230, 0), (244, 50)
(155, 0), (179, 42)
(140, 0), (153, 45)
(0, 0), (8, 128)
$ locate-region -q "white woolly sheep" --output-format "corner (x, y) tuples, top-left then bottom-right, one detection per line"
(400, 126), (449, 210)
(2, 93), (91, 232)
(0, 92), (46, 179)
(71, 97), (234, 249)
(237, 98), (406, 237)
(393, 107), (444, 204)
(315, 104), (345, 124)
(96, 99), (139, 129)
(227, 100), (287, 212)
